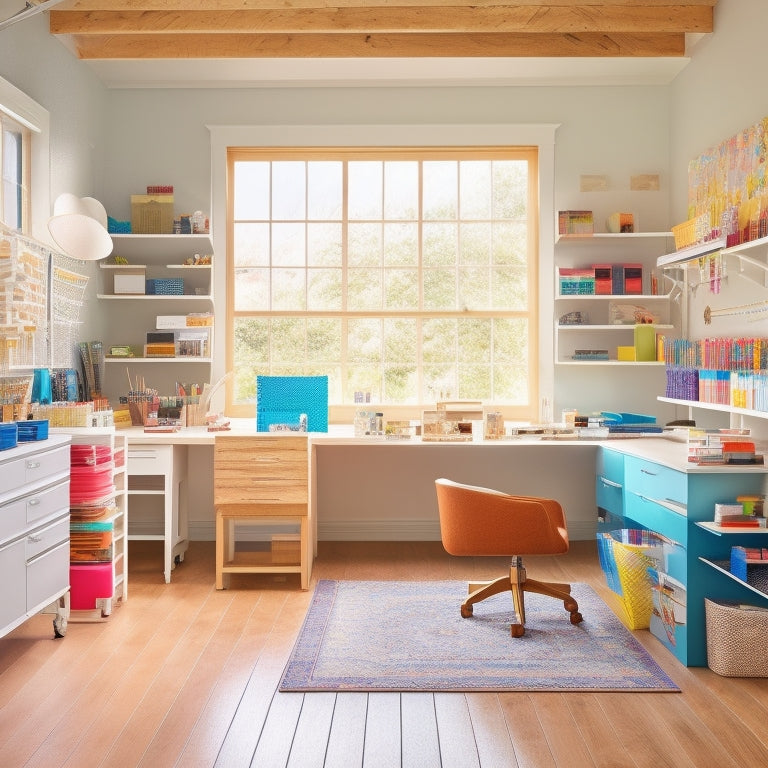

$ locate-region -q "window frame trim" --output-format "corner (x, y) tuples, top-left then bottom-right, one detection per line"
(0, 75), (50, 240)
(209, 123), (558, 421)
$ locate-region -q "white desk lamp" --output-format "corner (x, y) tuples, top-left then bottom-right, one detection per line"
(47, 193), (113, 261)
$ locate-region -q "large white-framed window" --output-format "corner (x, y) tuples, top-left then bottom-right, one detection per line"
(209, 124), (558, 422)
(228, 146), (539, 422)
(0, 111), (28, 230)
(0, 76), (52, 370)
(0, 75), (49, 237)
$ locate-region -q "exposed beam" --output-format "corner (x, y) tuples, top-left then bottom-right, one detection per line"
(65, 31), (687, 59)
(49, 6), (713, 36)
(48, 1), (717, 62)
(54, 0), (718, 8)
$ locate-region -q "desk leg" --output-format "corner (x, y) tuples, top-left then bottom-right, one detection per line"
(216, 511), (229, 589)
(300, 516), (309, 590)
(163, 469), (173, 584)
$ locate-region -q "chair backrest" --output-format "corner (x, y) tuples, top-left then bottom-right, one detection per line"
(435, 478), (569, 557)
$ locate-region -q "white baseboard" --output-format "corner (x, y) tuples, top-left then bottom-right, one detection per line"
(187, 519), (597, 542)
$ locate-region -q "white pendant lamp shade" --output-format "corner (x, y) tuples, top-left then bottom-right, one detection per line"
(48, 193), (113, 261)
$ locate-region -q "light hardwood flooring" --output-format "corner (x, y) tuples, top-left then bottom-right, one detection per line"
(1, 539), (768, 768)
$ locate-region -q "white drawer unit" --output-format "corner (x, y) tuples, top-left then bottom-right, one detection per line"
(127, 442), (188, 583)
(0, 434), (72, 639)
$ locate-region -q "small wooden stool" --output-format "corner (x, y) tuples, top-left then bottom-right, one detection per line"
(215, 504), (309, 589)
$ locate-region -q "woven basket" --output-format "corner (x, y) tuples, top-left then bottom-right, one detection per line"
(705, 598), (768, 677)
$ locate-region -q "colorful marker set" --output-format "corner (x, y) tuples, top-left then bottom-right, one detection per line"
(663, 337), (768, 371)
(663, 336), (768, 411)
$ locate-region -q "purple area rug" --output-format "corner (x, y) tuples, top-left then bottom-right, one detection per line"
(279, 580), (679, 692)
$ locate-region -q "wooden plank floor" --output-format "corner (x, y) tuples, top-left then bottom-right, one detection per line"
(2, 539), (768, 767)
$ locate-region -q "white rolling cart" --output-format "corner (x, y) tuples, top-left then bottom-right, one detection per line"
(54, 426), (129, 616)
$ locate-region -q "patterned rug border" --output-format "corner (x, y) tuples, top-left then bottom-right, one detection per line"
(279, 580), (680, 693)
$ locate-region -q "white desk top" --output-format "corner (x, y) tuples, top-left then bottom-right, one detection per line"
(113, 423), (768, 476)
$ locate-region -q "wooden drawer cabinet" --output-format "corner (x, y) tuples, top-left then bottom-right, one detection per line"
(214, 435), (310, 590)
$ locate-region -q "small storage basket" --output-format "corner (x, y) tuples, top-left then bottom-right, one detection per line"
(16, 419), (48, 441)
(0, 421), (18, 450)
(146, 278), (184, 295)
(597, 531), (656, 630)
(705, 598), (768, 677)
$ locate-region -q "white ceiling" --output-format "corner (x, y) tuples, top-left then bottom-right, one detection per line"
(83, 55), (692, 90)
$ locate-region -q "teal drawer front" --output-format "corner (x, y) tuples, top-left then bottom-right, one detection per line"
(596, 474), (623, 518)
(625, 456), (687, 508)
(625, 492), (687, 545)
(597, 447), (624, 485)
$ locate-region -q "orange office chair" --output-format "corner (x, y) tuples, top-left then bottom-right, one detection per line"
(435, 478), (583, 637)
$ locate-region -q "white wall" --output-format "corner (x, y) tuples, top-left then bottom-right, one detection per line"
(668, 0), (768, 430)
(0, 14), (108, 346)
(97, 84), (672, 424)
(670, 0), (768, 223)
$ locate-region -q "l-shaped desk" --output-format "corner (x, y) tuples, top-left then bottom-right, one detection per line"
(122, 425), (768, 666)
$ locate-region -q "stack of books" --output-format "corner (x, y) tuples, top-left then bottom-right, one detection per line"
(687, 428), (761, 464)
(722, 440), (758, 464)
(572, 349), (609, 361)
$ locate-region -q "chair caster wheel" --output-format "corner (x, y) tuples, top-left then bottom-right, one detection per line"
(460, 604), (473, 618)
(510, 623), (525, 638)
(570, 611), (583, 626)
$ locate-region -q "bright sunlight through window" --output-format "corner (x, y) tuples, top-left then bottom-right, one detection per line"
(227, 147), (539, 420)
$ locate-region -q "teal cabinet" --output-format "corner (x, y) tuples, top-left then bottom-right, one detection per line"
(601, 446), (768, 666)
(596, 447), (624, 532)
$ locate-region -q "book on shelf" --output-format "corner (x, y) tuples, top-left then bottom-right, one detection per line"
(591, 264), (613, 295)
(718, 516), (762, 528)
(558, 210), (594, 236)
(572, 349), (609, 361)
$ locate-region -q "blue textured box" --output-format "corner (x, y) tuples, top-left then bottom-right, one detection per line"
(256, 375), (328, 433)
(146, 278), (184, 295)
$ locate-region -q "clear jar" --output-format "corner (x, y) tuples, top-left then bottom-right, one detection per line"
(354, 411), (370, 437)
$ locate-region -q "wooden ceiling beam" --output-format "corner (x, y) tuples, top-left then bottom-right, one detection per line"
(64, 31), (687, 59)
(49, 6), (713, 36)
(54, 1), (718, 9)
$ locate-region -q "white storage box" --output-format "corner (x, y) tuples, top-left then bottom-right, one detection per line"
(156, 315), (188, 329)
(114, 268), (146, 295)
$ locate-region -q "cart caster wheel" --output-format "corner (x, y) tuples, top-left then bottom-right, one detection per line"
(460, 604), (473, 618)
(570, 611), (583, 626)
(53, 617), (67, 638)
(511, 623), (525, 638)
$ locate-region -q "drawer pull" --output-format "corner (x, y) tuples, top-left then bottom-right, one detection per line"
(599, 477), (622, 489)
(26, 461), (41, 469)
(640, 468), (658, 477)
(28, 535), (42, 544)
(27, 498), (41, 506)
